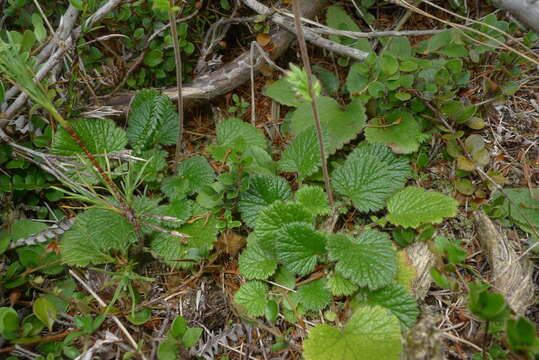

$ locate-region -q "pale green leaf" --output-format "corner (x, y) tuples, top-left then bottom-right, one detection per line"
(386, 187), (458, 228)
(396, 251), (416, 292)
(275, 223), (327, 275)
(364, 111), (424, 154)
(234, 281), (268, 317)
(362, 284), (419, 329)
(239, 237), (277, 280)
(327, 230), (397, 290)
(238, 174), (292, 227)
(265, 78), (303, 107)
(216, 117), (267, 150)
(332, 153), (406, 212)
(290, 97), (366, 154)
(127, 89), (179, 150)
(33, 297), (56, 331)
(295, 186), (331, 216)
(303, 305), (402, 360)
(297, 278), (332, 311)
(255, 201), (313, 253)
(61, 209), (136, 266)
(150, 209), (217, 268)
(327, 272), (359, 297)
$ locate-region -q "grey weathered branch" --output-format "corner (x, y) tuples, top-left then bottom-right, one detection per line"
(492, 0), (539, 34)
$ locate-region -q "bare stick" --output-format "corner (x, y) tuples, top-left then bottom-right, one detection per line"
(69, 270), (147, 360)
(169, 0), (185, 172)
(291, 0), (334, 207)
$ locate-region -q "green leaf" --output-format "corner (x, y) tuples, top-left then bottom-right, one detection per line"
(279, 127), (327, 177)
(275, 223), (327, 275)
(332, 152), (407, 212)
(468, 282), (509, 322)
(365, 111), (425, 154)
(238, 174), (292, 227)
(507, 317), (537, 351)
(264, 78), (303, 107)
(144, 49), (164, 67)
(33, 297), (56, 331)
(212, 117), (267, 159)
(303, 305), (402, 360)
(31, 14), (46, 42)
(290, 97), (366, 155)
(127, 89), (179, 150)
(386, 187), (458, 228)
(326, 5), (371, 52)
(255, 201), (313, 252)
(327, 230), (397, 290)
(130, 148), (167, 182)
(127, 308), (152, 325)
(239, 237), (278, 280)
(362, 284), (419, 329)
(396, 252), (416, 291)
(297, 279), (332, 311)
(327, 272), (359, 297)
(0, 307), (19, 337)
(169, 316), (187, 339)
(495, 188), (539, 231)
(182, 327), (202, 348)
(51, 118), (127, 182)
(150, 210), (218, 269)
(234, 281), (268, 317)
(295, 186), (331, 216)
(157, 338), (178, 360)
(61, 209), (136, 266)
(173, 156), (215, 195)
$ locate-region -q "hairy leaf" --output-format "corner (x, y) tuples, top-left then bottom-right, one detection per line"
(275, 223), (327, 275)
(238, 174), (292, 227)
(327, 272), (359, 297)
(386, 187), (458, 228)
(295, 186), (331, 216)
(279, 128), (328, 177)
(178, 156), (215, 194)
(255, 201), (313, 253)
(297, 278), (332, 311)
(150, 210), (217, 268)
(328, 230), (397, 290)
(495, 188), (539, 230)
(362, 284), (419, 329)
(290, 97), (366, 154)
(216, 117), (266, 150)
(127, 89), (179, 150)
(303, 305), (402, 360)
(264, 78), (303, 107)
(61, 209), (136, 266)
(346, 143), (412, 182)
(234, 281), (268, 317)
(332, 153), (405, 212)
(239, 237), (277, 280)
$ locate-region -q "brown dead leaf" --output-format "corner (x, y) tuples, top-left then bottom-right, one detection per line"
(256, 33), (272, 47)
(215, 231), (246, 256)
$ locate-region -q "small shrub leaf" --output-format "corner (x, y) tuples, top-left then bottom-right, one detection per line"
(234, 281), (268, 317)
(297, 278), (332, 311)
(239, 238), (277, 280)
(295, 186), (331, 216)
(362, 284), (419, 329)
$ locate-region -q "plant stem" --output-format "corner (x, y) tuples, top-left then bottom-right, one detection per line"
(169, 0), (185, 172)
(482, 320), (490, 360)
(291, 0), (334, 208)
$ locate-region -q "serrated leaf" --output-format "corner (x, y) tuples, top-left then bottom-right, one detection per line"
(234, 281), (268, 317)
(51, 118), (127, 183)
(346, 143), (412, 181)
(328, 230), (397, 290)
(215, 117), (267, 154)
(60, 209), (136, 266)
(255, 201), (313, 253)
(150, 209), (217, 268)
(178, 156), (215, 194)
(265, 78), (303, 107)
(274, 266), (297, 289)
(275, 223), (327, 275)
(362, 284), (419, 329)
(295, 186), (331, 216)
(332, 153), (406, 212)
(303, 305), (402, 360)
(386, 187), (458, 228)
(290, 97), (366, 154)
(365, 111), (424, 154)
(239, 237), (277, 280)
(238, 174), (292, 227)
(127, 89), (179, 150)
(279, 127), (328, 177)
(327, 272), (359, 297)
(297, 278), (332, 311)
